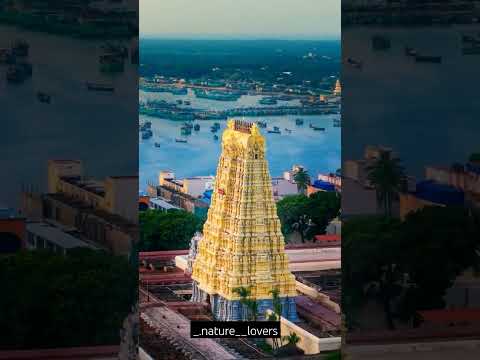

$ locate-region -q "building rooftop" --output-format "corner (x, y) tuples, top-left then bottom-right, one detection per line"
(149, 197), (181, 210)
(26, 222), (96, 250)
(61, 176), (106, 197)
(413, 180), (464, 206)
(45, 193), (137, 234)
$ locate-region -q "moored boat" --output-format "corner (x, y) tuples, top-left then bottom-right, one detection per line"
(37, 92), (51, 104)
(175, 138), (188, 143)
(86, 82), (115, 92)
(415, 55), (442, 63)
(310, 123), (325, 131)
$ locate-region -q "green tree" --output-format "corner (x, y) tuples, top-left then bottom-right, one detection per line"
(342, 216), (403, 330)
(282, 332), (300, 346)
(399, 206), (480, 317)
(267, 288), (282, 351)
(343, 207), (480, 330)
(233, 286), (259, 321)
(0, 248), (137, 350)
(276, 192), (340, 242)
(293, 168), (311, 194)
(292, 214), (315, 243)
(139, 209), (205, 251)
(366, 151), (405, 216)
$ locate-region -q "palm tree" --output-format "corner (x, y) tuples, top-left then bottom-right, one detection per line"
(233, 286), (258, 321)
(366, 151), (405, 217)
(294, 168), (311, 195)
(267, 288), (283, 351)
(282, 332), (300, 346)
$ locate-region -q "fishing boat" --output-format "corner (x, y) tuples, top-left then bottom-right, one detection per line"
(175, 138), (188, 143)
(405, 47), (417, 56)
(184, 100), (191, 105)
(462, 46), (480, 55)
(37, 92), (51, 104)
(142, 130), (153, 139)
(194, 89), (240, 101)
(194, 124), (200, 131)
(154, 142), (161, 148)
(259, 97), (278, 105)
(6, 65), (25, 83)
(256, 121), (267, 128)
(177, 99), (183, 105)
(268, 126), (281, 134)
(415, 55), (442, 63)
(213, 135), (219, 141)
(86, 82), (115, 92)
(462, 34), (478, 44)
(310, 124), (325, 131)
(346, 57), (363, 69)
(295, 118), (304, 125)
(372, 35), (390, 51)
(181, 127), (192, 136)
(12, 39), (29, 57)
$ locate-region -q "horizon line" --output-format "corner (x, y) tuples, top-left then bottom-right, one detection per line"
(140, 33), (340, 41)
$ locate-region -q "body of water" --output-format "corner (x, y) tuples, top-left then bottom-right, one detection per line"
(139, 91), (341, 191)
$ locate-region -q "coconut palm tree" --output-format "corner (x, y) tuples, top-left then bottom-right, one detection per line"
(366, 151), (405, 217)
(282, 332), (300, 346)
(233, 286), (258, 321)
(294, 168), (311, 194)
(267, 288), (283, 351)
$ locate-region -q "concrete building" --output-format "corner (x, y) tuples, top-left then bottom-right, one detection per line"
(271, 176), (298, 200)
(21, 160), (138, 255)
(47, 160), (137, 224)
(25, 222), (97, 254)
(148, 197), (181, 212)
(159, 171), (214, 199)
(343, 145), (409, 217)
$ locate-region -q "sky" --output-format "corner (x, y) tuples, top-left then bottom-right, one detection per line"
(140, 0), (340, 39)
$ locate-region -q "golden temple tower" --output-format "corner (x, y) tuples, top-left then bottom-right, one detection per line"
(333, 79), (341, 96)
(191, 119), (298, 321)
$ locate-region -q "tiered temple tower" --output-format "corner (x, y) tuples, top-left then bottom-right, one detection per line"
(333, 79), (342, 96)
(191, 119), (298, 322)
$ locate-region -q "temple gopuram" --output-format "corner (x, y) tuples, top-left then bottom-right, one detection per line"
(191, 119), (299, 322)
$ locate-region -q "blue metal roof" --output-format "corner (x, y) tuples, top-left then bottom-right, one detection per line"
(414, 180), (464, 206)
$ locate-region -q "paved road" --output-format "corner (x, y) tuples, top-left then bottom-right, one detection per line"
(142, 307), (237, 359)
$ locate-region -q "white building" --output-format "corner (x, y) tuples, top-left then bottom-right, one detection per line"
(159, 171), (214, 198)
